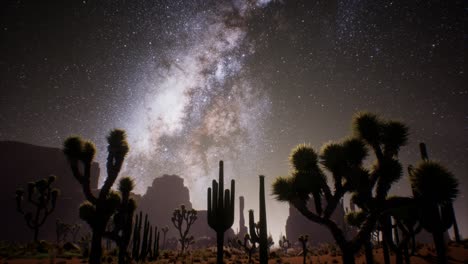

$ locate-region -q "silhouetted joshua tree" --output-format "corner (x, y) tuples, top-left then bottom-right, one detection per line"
(104, 177), (137, 264)
(171, 205), (197, 254)
(345, 211), (374, 264)
(63, 129), (129, 264)
(272, 112), (410, 264)
(409, 143), (459, 264)
(248, 175), (268, 264)
(16, 175), (59, 242)
(207, 160), (235, 264)
(378, 196), (422, 264)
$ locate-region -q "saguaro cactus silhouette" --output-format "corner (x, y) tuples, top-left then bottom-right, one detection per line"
(16, 175), (59, 242)
(248, 175), (268, 264)
(171, 205), (197, 253)
(207, 160), (235, 264)
(63, 129), (129, 264)
(272, 112), (409, 264)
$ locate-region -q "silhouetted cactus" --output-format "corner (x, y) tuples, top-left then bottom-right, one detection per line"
(278, 235), (291, 254)
(140, 213), (150, 259)
(248, 175), (268, 264)
(416, 142), (461, 243)
(63, 129), (129, 264)
(380, 197), (421, 264)
(272, 112), (409, 264)
(171, 204), (197, 253)
(131, 212), (157, 262)
(161, 226), (169, 250)
(207, 160), (235, 264)
(150, 226), (160, 260)
(104, 177), (137, 264)
(237, 233), (256, 263)
(16, 175), (59, 242)
(409, 143), (459, 264)
(131, 211), (143, 260)
(298, 235), (308, 264)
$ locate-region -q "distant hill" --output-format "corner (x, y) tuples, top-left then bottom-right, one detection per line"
(137, 174), (234, 248)
(0, 141), (100, 242)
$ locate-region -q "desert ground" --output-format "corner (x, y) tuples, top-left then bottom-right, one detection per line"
(1, 240), (467, 264)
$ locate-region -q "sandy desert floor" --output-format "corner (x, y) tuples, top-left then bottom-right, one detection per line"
(1, 243), (467, 264)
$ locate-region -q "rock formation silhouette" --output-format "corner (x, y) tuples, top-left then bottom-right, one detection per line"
(238, 196), (248, 238)
(0, 141), (99, 242)
(137, 174), (234, 248)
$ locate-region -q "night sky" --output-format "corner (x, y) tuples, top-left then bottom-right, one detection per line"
(1, 0), (466, 240)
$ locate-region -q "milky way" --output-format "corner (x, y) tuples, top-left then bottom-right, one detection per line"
(119, 0), (273, 208)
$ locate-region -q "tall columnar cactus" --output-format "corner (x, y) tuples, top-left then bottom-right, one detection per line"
(140, 214), (150, 259)
(104, 177), (137, 264)
(171, 205), (197, 253)
(207, 160), (235, 264)
(63, 129), (129, 264)
(409, 143), (459, 264)
(249, 176), (268, 264)
(150, 226), (160, 260)
(16, 175), (59, 242)
(131, 212), (156, 262)
(132, 211), (143, 260)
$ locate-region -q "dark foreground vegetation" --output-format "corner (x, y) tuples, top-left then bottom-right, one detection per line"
(7, 112), (463, 264)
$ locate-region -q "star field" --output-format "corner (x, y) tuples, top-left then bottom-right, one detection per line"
(0, 0), (466, 240)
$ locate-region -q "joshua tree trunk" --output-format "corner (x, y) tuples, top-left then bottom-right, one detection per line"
(365, 240), (374, 264)
(382, 241), (390, 264)
(433, 230), (447, 264)
(117, 240), (128, 264)
(341, 247), (356, 264)
(90, 228), (104, 264)
(216, 232), (224, 264)
(34, 227), (39, 242)
(449, 203), (461, 243)
(395, 249), (403, 264)
(404, 244), (410, 264)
